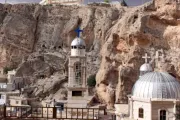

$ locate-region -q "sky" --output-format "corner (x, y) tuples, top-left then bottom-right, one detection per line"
(0, 0), (152, 6)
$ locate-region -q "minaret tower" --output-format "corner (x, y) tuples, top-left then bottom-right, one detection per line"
(67, 27), (88, 108)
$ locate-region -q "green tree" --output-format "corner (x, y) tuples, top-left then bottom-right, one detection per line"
(104, 0), (109, 3)
(87, 74), (96, 87)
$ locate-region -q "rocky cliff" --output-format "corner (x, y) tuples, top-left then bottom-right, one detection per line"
(0, 0), (180, 108)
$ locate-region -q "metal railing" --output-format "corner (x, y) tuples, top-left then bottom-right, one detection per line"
(0, 105), (100, 119)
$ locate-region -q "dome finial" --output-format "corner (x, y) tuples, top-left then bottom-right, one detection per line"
(155, 49), (166, 71)
(139, 53), (153, 77)
(75, 27), (83, 38)
(142, 53), (151, 63)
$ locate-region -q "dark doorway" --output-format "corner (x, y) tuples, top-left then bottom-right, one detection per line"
(160, 110), (166, 120)
(72, 91), (82, 96)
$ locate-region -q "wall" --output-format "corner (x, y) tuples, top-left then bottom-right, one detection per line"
(9, 99), (27, 106)
(132, 100), (151, 120)
(151, 101), (174, 120)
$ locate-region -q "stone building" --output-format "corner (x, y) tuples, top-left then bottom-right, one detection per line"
(0, 69), (34, 107)
(115, 51), (180, 120)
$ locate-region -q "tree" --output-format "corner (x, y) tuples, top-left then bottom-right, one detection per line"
(104, 0), (109, 3)
(87, 74), (96, 87)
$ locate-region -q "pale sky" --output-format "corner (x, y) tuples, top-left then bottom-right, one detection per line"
(0, 0), (152, 6)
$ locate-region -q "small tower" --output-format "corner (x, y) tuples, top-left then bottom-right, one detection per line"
(139, 53), (153, 77)
(67, 27), (88, 108)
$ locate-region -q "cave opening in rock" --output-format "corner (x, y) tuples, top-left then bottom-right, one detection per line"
(42, 44), (46, 48)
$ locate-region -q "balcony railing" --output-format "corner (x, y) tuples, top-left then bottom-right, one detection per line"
(0, 105), (102, 119)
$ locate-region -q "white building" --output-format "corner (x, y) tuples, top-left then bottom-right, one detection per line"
(0, 69), (28, 106)
(39, 0), (84, 5)
(115, 51), (180, 120)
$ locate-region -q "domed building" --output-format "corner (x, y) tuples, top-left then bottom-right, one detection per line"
(129, 71), (180, 120)
(115, 52), (180, 120)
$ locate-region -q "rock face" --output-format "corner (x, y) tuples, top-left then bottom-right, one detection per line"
(0, 3), (121, 101)
(96, 0), (180, 108)
(0, 0), (180, 108)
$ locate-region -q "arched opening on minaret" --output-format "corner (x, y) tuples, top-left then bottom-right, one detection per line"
(74, 62), (82, 85)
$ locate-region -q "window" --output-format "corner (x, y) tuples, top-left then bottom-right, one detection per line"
(72, 91), (82, 96)
(21, 101), (26, 105)
(160, 110), (166, 120)
(139, 108), (144, 118)
(74, 62), (81, 85)
(16, 101), (19, 104)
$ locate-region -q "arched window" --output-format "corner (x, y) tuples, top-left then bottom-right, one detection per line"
(139, 108), (144, 118)
(74, 62), (81, 85)
(160, 110), (166, 120)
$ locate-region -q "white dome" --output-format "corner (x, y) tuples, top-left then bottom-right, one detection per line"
(71, 37), (85, 47)
(132, 72), (180, 99)
(140, 63), (153, 72)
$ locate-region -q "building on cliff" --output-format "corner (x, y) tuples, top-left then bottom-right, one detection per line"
(39, 0), (128, 5)
(115, 51), (180, 120)
(39, 0), (84, 5)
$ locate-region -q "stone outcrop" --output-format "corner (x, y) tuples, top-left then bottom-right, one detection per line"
(96, 0), (180, 108)
(0, 0), (180, 108)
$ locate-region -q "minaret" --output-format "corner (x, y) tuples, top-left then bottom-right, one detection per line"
(67, 27), (88, 108)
